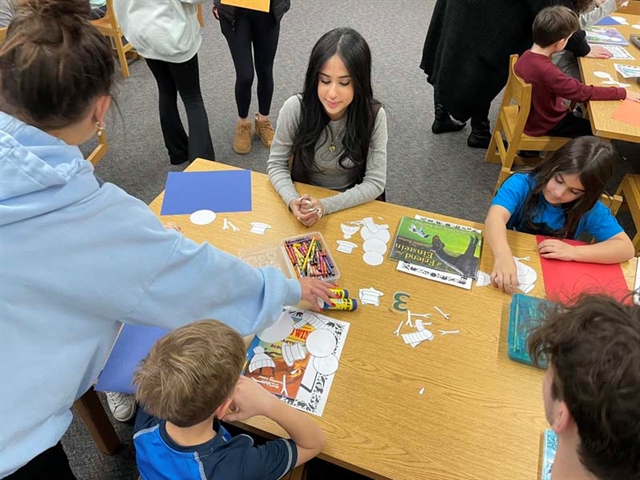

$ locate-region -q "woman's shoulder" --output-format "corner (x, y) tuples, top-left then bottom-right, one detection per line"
(278, 95), (303, 120)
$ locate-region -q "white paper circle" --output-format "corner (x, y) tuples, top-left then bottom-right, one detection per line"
(313, 354), (339, 375)
(518, 269), (537, 286)
(363, 251), (384, 266)
(515, 261), (528, 276)
(189, 209), (216, 225)
(363, 238), (388, 254)
(360, 226), (391, 242)
(633, 25), (640, 29)
(306, 329), (337, 357)
(475, 271), (492, 287)
(257, 312), (293, 343)
(593, 71), (610, 79)
(520, 284), (535, 294)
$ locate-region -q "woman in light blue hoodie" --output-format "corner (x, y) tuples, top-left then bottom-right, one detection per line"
(0, 1), (331, 478)
(114, 0), (215, 165)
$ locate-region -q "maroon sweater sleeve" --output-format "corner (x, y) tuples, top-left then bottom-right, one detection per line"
(543, 67), (626, 102)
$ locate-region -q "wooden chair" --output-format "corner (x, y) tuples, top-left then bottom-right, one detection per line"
(485, 54), (571, 193)
(615, 174), (640, 254)
(86, 132), (110, 166)
(90, 0), (134, 78)
(284, 465), (307, 480)
(0, 27), (7, 42)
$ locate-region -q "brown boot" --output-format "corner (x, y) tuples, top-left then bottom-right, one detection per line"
(233, 120), (252, 154)
(255, 114), (275, 148)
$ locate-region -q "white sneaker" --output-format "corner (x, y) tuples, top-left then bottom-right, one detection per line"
(105, 392), (137, 422)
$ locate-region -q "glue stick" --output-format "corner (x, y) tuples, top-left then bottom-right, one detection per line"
(329, 288), (349, 299)
(322, 298), (358, 311)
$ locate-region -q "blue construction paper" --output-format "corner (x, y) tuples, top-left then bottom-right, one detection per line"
(595, 16), (621, 25)
(160, 170), (252, 215)
(95, 324), (168, 394)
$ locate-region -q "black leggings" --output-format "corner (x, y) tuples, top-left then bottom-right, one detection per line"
(546, 112), (593, 138)
(220, 10), (280, 118)
(146, 54), (215, 164)
(6, 443), (76, 480)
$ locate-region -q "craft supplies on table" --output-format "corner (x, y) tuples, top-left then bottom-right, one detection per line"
(239, 231), (340, 283)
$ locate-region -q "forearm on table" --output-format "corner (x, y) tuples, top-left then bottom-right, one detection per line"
(572, 235), (635, 263)
(267, 155), (299, 208)
(320, 178), (384, 215)
(265, 399), (325, 452)
(486, 208), (513, 261)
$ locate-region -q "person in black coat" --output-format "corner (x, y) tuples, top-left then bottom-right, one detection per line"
(420, 0), (592, 149)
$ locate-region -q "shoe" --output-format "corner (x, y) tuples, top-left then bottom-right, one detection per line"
(105, 392), (137, 422)
(233, 120), (252, 155)
(255, 114), (275, 148)
(431, 104), (466, 134)
(467, 119), (492, 149)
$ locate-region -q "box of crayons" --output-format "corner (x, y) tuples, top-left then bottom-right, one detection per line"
(508, 293), (555, 368)
(239, 232), (340, 283)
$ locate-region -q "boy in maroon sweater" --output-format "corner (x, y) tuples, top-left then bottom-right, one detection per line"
(515, 6), (640, 138)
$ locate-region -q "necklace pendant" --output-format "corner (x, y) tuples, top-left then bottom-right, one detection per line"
(328, 143), (336, 153)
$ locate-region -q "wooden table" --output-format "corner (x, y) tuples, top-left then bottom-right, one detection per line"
(579, 9), (640, 143)
(146, 160), (636, 480)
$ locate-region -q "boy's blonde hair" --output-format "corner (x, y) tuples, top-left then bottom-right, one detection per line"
(532, 6), (579, 48)
(133, 320), (246, 427)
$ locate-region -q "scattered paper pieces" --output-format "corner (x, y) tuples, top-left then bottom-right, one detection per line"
(189, 209), (216, 225)
(363, 251), (384, 266)
(313, 354), (339, 375)
(336, 241), (358, 254)
(393, 321), (403, 336)
(359, 287), (384, 306)
(340, 223), (360, 239)
(250, 222), (271, 234)
(434, 306), (450, 320)
(633, 24), (640, 29)
(222, 218), (240, 231)
(402, 329), (434, 348)
(392, 292), (410, 312)
(515, 257), (537, 293)
(363, 238), (388, 255)
(438, 329), (460, 336)
(419, 387), (425, 395)
(306, 329), (337, 358)
(475, 271), (491, 287)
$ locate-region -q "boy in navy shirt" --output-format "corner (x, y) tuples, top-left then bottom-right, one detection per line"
(133, 320), (326, 480)
(514, 5), (640, 138)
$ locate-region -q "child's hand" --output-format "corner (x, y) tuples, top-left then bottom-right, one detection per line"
(586, 46), (612, 59)
(538, 239), (575, 261)
(211, 6), (220, 20)
(298, 278), (335, 311)
(491, 256), (518, 294)
(221, 376), (277, 422)
(627, 91), (640, 103)
(163, 222), (181, 232)
(289, 196), (320, 227)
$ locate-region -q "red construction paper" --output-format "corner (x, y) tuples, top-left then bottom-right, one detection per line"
(612, 99), (640, 127)
(536, 236), (631, 305)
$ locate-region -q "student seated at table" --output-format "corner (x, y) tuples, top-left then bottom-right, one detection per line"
(485, 137), (634, 293)
(527, 294), (640, 480)
(267, 28), (387, 228)
(514, 5), (640, 138)
(133, 320), (326, 480)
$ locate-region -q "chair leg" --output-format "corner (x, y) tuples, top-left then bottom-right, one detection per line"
(113, 35), (130, 78)
(73, 387), (121, 455)
(484, 121), (503, 165)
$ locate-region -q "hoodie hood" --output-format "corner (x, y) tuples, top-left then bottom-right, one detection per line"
(0, 112), (99, 226)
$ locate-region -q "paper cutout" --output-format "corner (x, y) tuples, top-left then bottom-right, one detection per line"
(515, 257), (538, 293)
(280, 375), (289, 397)
(536, 236), (631, 304)
(248, 346), (276, 373)
(393, 321), (403, 336)
(405, 317), (413, 327)
(306, 329), (337, 358)
(257, 311), (294, 343)
(313, 355), (339, 375)
(359, 287), (384, 306)
(434, 306), (450, 320)
(250, 222), (271, 234)
(161, 170), (252, 215)
(360, 223), (391, 242)
(610, 15), (628, 24)
(189, 209), (216, 225)
(95, 325), (168, 394)
(612, 99), (640, 127)
(363, 251), (384, 266)
(282, 343), (308, 367)
(633, 24), (640, 29)
(402, 329), (434, 348)
(336, 241), (358, 254)
(475, 271), (492, 287)
(392, 292), (410, 311)
(363, 238), (388, 254)
(340, 223), (360, 239)
(222, 218), (240, 231)
(438, 330), (460, 336)
(419, 387), (425, 395)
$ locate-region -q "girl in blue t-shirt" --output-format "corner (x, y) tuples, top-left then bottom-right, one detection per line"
(485, 136), (634, 293)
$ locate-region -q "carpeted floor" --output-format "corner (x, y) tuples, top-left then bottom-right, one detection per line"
(65, 1), (640, 479)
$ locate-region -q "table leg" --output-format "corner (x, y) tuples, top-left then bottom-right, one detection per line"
(73, 387), (121, 455)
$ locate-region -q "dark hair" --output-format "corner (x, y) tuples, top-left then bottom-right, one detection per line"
(520, 137), (616, 238)
(292, 28), (379, 178)
(528, 295), (640, 480)
(0, 0), (115, 130)
(532, 6), (579, 48)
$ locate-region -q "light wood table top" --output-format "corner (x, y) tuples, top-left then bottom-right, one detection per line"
(579, 10), (640, 143)
(149, 160), (637, 480)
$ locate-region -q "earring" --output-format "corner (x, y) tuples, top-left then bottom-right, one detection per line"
(96, 121), (106, 137)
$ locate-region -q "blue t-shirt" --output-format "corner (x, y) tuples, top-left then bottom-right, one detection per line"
(491, 173), (622, 241)
(134, 408), (298, 480)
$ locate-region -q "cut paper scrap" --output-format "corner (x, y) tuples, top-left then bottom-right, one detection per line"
(95, 324), (168, 394)
(475, 271), (491, 287)
(363, 251), (384, 266)
(612, 99), (640, 127)
(161, 169), (252, 215)
(536, 236), (631, 304)
(402, 329), (434, 348)
(340, 223), (360, 239)
(250, 222), (271, 234)
(336, 241), (357, 254)
(359, 287), (384, 306)
(189, 209), (216, 225)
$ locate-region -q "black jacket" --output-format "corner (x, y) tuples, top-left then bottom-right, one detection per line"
(214, 0), (290, 24)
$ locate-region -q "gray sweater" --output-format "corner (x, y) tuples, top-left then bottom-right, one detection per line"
(267, 95), (387, 215)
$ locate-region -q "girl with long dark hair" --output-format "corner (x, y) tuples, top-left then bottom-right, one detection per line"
(267, 28), (387, 227)
(485, 137), (634, 293)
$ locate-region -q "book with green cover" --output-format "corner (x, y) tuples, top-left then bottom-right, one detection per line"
(389, 215), (482, 280)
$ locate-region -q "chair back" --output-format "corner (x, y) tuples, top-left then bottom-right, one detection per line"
(0, 27), (7, 43)
(502, 54), (533, 143)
